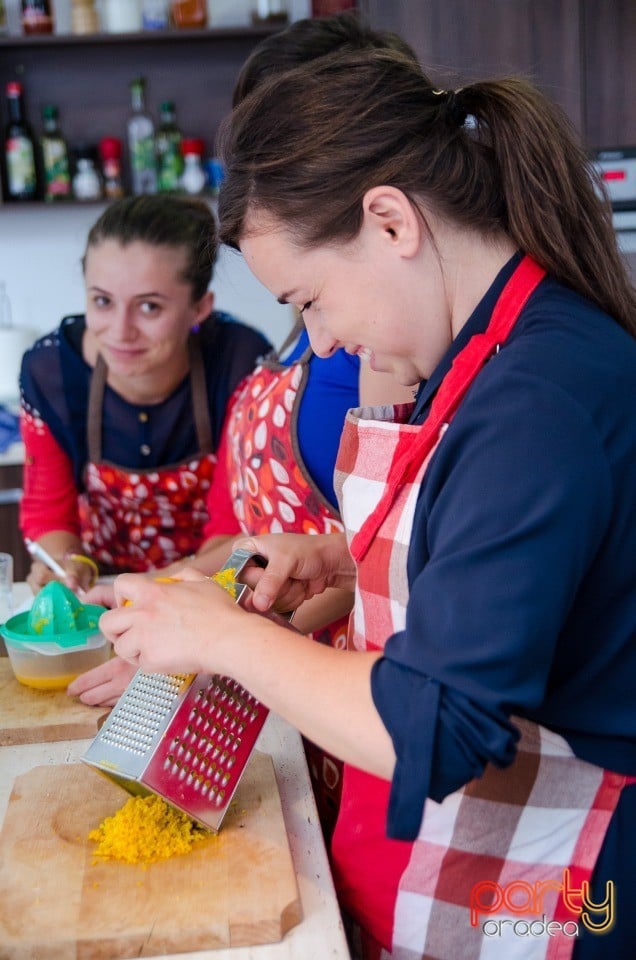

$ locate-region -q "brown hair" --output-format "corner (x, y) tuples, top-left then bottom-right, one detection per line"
(218, 48), (636, 336)
(233, 10), (420, 106)
(84, 195), (217, 302)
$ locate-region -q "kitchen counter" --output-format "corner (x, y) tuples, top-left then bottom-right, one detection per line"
(0, 586), (351, 960)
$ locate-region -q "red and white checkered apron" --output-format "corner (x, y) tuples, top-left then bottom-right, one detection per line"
(225, 333), (348, 841)
(79, 332), (217, 573)
(332, 256), (635, 960)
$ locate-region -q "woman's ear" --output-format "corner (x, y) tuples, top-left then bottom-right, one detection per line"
(361, 186), (422, 259)
(193, 290), (215, 327)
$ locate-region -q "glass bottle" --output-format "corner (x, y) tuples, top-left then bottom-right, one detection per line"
(170, 0), (206, 29)
(126, 77), (157, 195)
(0, 281), (12, 330)
(99, 136), (124, 199)
(180, 138), (206, 195)
(21, 0), (54, 34)
(40, 105), (72, 202)
(3, 82), (38, 201)
(155, 101), (183, 193)
(0, 1), (8, 35)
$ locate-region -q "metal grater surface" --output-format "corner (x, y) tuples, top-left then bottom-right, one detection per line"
(98, 673), (193, 755)
(84, 671), (195, 782)
(83, 548), (298, 831)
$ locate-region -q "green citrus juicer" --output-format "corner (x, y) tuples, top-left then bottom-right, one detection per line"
(0, 581), (110, 690)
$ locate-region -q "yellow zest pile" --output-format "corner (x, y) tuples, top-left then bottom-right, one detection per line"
(88, 794), (209, 866)
(211, 567), (238, 598)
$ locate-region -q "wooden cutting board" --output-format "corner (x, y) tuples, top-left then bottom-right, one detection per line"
(0, 660), (109, 745)
(0, 753), (302, 959)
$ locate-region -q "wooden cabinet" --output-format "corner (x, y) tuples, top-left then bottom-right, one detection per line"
(361, 0), (583, 133)
(0, 25), (278, 203)
(582, 0), (636, 148)
(360, 0), (635, 152)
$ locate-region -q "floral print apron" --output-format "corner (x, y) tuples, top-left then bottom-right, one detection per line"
(331, 256), (635, 960)
(224, 326), (348, 841)
(79, 331), (217, 573)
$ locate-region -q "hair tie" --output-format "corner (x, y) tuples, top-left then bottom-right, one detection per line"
(431, 88), (467, 128)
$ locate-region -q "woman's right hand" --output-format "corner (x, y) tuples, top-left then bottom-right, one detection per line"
(233, 532), (356, 614)
(26, 559), (58, 596)
(67, 655), (137, 707)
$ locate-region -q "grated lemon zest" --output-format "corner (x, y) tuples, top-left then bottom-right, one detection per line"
(88, 794), (210, 866)
(211, 567), (239, 598)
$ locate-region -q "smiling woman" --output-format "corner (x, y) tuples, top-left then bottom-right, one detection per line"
(18, 195), (271, 596)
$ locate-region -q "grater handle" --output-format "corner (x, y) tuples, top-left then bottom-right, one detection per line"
(217, 548), (296, 623)
(218, 547), (268, 578)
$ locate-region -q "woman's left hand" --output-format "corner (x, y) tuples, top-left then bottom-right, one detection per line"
(99, 568), (244, 677)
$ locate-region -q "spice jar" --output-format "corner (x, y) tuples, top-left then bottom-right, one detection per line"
(170, 0), (206, 29)
(71, 0), (99, 33)
(251, 0), (287, 24)
(99, 137), (124, 199)
(72, 145), (103, 201)
(142, 0), (169, 29)
(180, 138), (206, 194)
(101, 0), (142, 32)
(21, 0), (54, 34)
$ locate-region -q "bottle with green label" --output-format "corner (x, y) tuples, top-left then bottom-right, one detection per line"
(127, 77), (157, 195)
(40, 105), (71, 202)
(4, 82), (38, 201)
(155, 101), (183, 193)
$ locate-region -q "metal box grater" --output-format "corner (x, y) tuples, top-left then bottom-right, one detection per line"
(82, 549), (297, 832)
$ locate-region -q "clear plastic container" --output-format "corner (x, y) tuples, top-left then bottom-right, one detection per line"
(3, 632), (110, 690)
(0, 581), (110, 690)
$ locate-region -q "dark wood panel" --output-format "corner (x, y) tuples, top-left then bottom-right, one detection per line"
(582, 0), (636, 149)
(360, 0), (583, 132)
(0, 34), (267, 160)
(0, 464), (29, 583)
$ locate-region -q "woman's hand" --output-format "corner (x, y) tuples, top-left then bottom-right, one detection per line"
(232, 533), (356, 614)
(25, 533), (99, 595)
(67, 656), (137, 707)
(99, 569), (243, 677)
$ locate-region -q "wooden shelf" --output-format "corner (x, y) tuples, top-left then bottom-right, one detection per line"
(0, 23), (281, 48)
(0, 25), (276, 204)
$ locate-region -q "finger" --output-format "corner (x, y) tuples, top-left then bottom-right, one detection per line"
(84, 583), (116, 607)
(99, 603), (136, 644)
(112, 572), (153, 607)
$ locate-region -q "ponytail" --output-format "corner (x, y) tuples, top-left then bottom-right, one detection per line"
(460, 79), (636, 336)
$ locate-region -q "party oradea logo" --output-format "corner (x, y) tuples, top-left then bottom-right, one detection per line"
(470, 868), (614, 940)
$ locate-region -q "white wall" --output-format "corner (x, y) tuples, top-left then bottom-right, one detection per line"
(0, 204), (294, 401)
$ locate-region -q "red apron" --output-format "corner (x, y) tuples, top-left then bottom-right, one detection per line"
(331, 256), (635, 959)
(78, 331), (217, 573)
(224, 325), (348, 841)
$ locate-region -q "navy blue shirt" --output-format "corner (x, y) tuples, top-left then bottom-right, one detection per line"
(370, 257), (636, 846)
(20, 312), (271, 487)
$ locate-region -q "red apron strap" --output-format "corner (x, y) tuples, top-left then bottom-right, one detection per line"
(351, 255), (546, 561)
